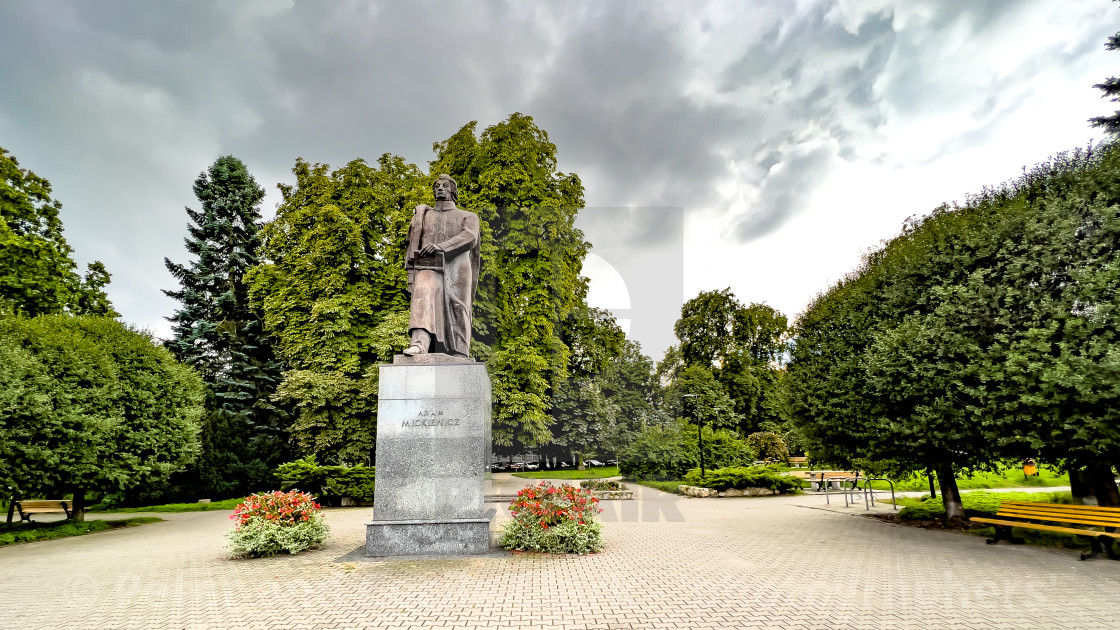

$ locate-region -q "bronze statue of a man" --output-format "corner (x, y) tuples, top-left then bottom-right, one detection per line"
(403, 174), (480, 357)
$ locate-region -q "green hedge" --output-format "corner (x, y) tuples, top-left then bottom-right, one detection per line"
(275, 456), (376, 504)
(681, 466), (802, 494)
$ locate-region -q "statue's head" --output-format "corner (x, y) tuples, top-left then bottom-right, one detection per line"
(433, 174), (458, 202)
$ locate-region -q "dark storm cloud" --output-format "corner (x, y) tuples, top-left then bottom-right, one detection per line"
(733, 145), (833, 242)
(524, 2), (750, 214)
(521, 1), (900, 251)
(0, 0), (1114, 351)
(239, 0), (557, 166)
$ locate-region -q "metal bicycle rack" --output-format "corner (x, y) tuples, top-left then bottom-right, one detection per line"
(860, 477), (897, 511)
(821, 475), (897, 511)
(842, 476), (862, 507)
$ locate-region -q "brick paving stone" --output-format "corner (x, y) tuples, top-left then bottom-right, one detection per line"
(2, 477), (1119, 629)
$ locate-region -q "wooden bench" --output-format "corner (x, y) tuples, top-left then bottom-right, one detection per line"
(13, 500), (73, 523)
(788, 457), (809, 468)
(971, 501), (1120, 560)
(808, 471), (858, 491)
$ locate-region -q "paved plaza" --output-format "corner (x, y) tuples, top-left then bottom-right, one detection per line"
(3, 476), (1118, 629)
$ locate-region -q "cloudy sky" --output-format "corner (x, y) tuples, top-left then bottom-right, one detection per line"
(1, 0), (1116, 358)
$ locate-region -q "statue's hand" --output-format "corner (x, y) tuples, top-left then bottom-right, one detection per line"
(419, 243), (443, 256)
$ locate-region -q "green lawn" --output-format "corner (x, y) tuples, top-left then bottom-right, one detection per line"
(90, 497), (245, 513)
(864, 465), (1068, 491)
(884, 490), (1073, 517)
(0, 517), (163, 546)
(511, 466), (620, 480)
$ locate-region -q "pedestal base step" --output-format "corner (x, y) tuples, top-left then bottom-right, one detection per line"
(365, 517), (492, 557)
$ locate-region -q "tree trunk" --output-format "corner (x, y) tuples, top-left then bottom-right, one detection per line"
(576, 454), (585, 471)
(935, 462), (964, 526)
(927, 472), (937, 499)
(71, 488), (86, 522)
(1070, 467), (1092, 505)
(1087, 462), (1120, 508)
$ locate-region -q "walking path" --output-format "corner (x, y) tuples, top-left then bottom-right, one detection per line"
(2, 476), (1116, 629)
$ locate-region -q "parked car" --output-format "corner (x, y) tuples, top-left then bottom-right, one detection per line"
(606, 459), (618, 466)
(585, 459), (605, 467)
(558, 461), (571, 468)
(490, 462), (507, 471)
(508, 462), (526, 471)
(525, 462), (540, 470)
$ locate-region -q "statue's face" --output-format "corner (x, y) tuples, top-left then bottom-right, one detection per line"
(434, 179), (452, 201)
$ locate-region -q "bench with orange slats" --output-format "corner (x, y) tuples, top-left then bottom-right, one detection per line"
(970, 501), (1120, 560)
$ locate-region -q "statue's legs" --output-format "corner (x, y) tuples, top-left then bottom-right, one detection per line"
(404, 328), (431, 356)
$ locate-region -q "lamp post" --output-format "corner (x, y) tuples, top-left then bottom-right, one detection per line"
(681, 393), (704, 478)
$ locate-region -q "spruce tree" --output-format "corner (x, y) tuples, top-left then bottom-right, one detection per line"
(1089, 27), (1120, 134)
(163, 156), (289, 499)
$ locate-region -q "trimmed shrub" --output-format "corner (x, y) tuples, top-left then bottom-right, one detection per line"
(500, 482), (603, 554)
(275, 456), (375, 504)
(682, 466), (801, 494)
(226, 490), (328, 558)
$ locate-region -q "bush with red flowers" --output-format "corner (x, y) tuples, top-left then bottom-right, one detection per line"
(226, 490), (329, 558)
(500, 482), (603, 554)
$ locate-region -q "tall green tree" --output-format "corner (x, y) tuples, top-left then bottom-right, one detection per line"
(549, 307), (626, 465)
(429, 113), (592, 450)
(0, 315), (204, 519)
(163, 156), (289, 497)
(672, 289), (788, 434)
(600, 339), (665, 455)
(246, 155), (424, 463)
(0, 146), (115, 317)
(549, 377), (611, 467)
(788, 142), (1120, 520)
(672, 364), (741, 430)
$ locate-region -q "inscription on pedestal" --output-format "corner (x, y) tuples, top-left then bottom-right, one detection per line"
(402, 410), (462, 428)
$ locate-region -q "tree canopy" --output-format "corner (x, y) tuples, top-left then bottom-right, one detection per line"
(430, 113), (592, 449)
(0, 315), (205, 518)
(0, 146), (115, 318)
(246, 154), (424, 464)
(787, 141), (1120, 517)
(667, 289), (789, 435)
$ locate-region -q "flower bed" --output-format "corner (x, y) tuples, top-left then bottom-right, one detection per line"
(226, 490), (329, 559)
(500, 482), (603, 554)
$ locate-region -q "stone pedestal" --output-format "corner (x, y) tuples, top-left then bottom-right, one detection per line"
(365, 358), (492, 556)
